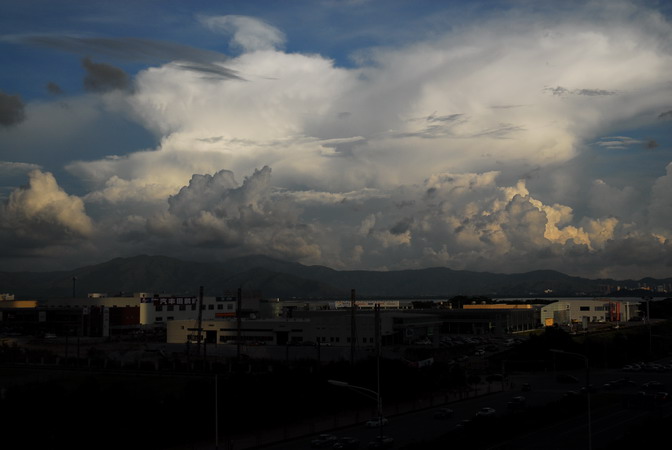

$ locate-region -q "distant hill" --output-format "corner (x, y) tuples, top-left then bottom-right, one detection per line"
(0, 254), (669, 300)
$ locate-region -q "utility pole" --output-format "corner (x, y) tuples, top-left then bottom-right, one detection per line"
(196, 286), (204, 357)
(645, 296), (652, 356)
(214, 374), (219, 450)
(237, 287), (242, 361)
(375, 303), (382, 437)
(350, 289), (357, 366)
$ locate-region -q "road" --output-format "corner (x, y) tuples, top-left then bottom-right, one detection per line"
(248, 359), (672, 450)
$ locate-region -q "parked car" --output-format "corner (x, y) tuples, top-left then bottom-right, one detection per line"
(333, 436), (360, 449)
(367, 435), (394, 449)
(365, 417), (389, 428)
(433, 407), (454, 419)
(311, 434), (338, 448)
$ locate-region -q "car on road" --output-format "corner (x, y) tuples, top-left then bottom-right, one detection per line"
(367, 435), (394, 449)
(485, 373), (505, 383)
(333, 436), (360, 449)
(365, 417), (389, 428)
(311, 434), (338, 448)
(556, 374), (579, 383)
(475, 407), (496, 418)
(562, 390), (580, 399)
(433, 407), (454, 419)
(642, 381), (665, 392)
(654, 391), (669, 401)
(521, 383), (532, 392)
(507, 396), (526, 410)
(455, 419), (472, 430)
(579, 384), (598, 394)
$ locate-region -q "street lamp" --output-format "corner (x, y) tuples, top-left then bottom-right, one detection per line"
(550, 349), (591, 450)
(328, 379), (383, 437)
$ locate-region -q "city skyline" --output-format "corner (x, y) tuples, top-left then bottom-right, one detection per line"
(0, 0), (671, 279)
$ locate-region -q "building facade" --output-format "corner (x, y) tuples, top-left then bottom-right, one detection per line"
(540, 298), (640, 328)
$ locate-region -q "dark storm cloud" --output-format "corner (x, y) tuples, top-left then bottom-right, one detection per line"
(396, 113), (466, 139)
(321, 137), (366, 156)
(659, 110), (672, 119)
(544, 86), (616, 97)
(575, 88), (616, 96)
(544, 86), (570, 96)
(472, 123), (525, 139)
(389, 217), (413, 235)
(426, 112), (463, 123)
(82, 57), (130, 92)
(18, 35), (240, 79)
(46, 82), (64, 95)
(0, 91), (26, 127)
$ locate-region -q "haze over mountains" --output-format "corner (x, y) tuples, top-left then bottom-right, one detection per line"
(1, 255), (669, 300)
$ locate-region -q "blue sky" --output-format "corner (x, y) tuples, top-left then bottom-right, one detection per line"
(1, 0), (671, 280)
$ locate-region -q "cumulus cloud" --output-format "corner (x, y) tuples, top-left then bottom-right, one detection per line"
(200, 15), (286, 52)
(1, 3), (671, 278)
(0, 91), (26, 127)
(0, 161), (41, 177)
(155, 166), (320, 260)
(648, 162), (672, 237)
(0, 170), (93, 247)
(587, 179), (639, 219)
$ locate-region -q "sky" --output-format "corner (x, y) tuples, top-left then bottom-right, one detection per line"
(0, 0), (671, 280)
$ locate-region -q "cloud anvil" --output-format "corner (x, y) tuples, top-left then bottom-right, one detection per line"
(0, 0), (670, 279)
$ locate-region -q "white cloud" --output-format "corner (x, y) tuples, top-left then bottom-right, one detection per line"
(200, 15), (286, 52)
(0, 161), (42, 177)
(648, 162), (672, 238)
(0, 170), (93, 244)
(1, 1), (671, 278)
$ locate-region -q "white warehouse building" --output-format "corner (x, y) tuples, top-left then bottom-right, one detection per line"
(540, 298), (640, 328)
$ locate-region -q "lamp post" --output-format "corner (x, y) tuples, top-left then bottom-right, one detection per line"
(550, 349), (591, 450)
(328, 379), (383, 437)
(214, 374), (219, 450)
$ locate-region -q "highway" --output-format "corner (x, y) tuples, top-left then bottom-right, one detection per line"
(249, 360), (672, 450)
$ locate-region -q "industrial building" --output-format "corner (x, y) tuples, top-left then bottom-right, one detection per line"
(166, 309), (443, 348)
(0, 290), (262, 337)
(2, 290), (643, 348)
(540, 298), (639, 329)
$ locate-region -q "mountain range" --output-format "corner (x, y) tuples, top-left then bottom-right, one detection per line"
(1, 254), (669, 300)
